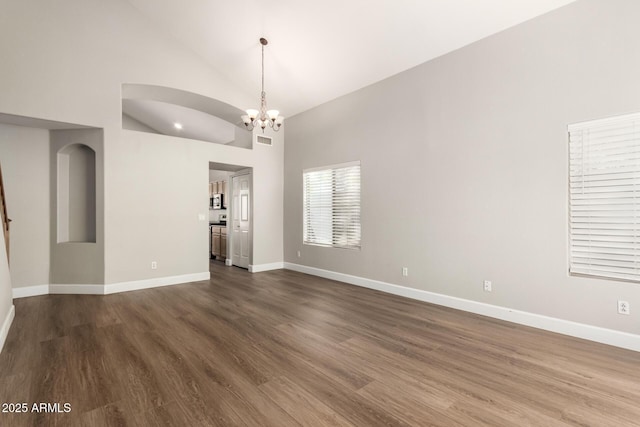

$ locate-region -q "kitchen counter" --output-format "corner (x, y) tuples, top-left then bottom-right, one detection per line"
(209, 222), (227, 226)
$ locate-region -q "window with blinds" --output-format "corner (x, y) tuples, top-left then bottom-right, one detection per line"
(303, 161), (361, 249)
(569, 112), (640, 282)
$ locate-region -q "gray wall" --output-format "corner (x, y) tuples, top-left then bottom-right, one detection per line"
(0, 124), (50, 288)
(284, 0), (640, 334)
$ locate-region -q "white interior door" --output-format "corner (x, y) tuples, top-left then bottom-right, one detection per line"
(231, 173), (251, 268)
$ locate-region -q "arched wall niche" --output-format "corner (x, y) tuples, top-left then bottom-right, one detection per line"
(50, 128), (104, 285)
(57, 143), (96, 243)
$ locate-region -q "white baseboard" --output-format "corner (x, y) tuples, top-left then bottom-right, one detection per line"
(50, 284), (105, 295)
(0, 305), (15, 354)
(225, 259), (232, 266)
(249, 262), (284, 273)
(12, 285), (49, 299)
(104, 271), (210, 294)
(12, 272), (211, 298)
(283, 263), (640, 353)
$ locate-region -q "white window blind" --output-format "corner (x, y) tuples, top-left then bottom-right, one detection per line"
(569, 112), (640, 282)
(303, 161), (361, 249)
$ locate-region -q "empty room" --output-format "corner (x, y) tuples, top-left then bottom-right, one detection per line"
(1, 0), (640, 425)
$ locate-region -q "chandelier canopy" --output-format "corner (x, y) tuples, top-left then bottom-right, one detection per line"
(241, 38), (284, 132)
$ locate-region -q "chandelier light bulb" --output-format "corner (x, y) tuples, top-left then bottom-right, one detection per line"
(267, 110), (279, 121)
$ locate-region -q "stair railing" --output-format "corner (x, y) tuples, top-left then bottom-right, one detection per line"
(0, 163), (10, 262)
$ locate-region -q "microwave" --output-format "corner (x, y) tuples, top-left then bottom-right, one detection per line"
(211, 193), (223, 210)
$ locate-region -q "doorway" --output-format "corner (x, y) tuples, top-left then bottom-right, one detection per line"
(208, 162), (252, 271)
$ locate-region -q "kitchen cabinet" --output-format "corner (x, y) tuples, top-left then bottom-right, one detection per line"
(221, 227), (227, 257)
(209, 180), (228, 208)
(211, 225), (227, 260)
(212, 230), (220, 257)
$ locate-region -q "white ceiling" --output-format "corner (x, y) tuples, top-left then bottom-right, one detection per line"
(126, 0), (576, 118)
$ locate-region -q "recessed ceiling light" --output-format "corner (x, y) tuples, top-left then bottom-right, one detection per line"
(174, 122), (183, 130)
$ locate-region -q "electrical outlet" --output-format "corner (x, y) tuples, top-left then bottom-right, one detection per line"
(618, 300), (630, 315)
(483, 280), (492, 292)
(151, 261), (157, 270)
(297, 250), (301, 258)
(402, 267), (409, 277)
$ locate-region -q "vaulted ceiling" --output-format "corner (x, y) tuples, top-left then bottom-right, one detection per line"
(126, 0), (576, 118)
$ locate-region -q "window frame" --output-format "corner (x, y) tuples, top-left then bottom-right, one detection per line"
(568, 112), (640, 283)
(303, 161), (361, 250)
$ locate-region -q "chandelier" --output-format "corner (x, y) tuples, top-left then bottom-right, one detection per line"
(241, 38), (284, 132)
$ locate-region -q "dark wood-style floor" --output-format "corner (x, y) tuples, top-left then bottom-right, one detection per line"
(1, 262), (640, 426)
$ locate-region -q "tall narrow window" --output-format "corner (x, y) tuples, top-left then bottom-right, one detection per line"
(303, 161), (361, 249)
(569, 112), (640, 282)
